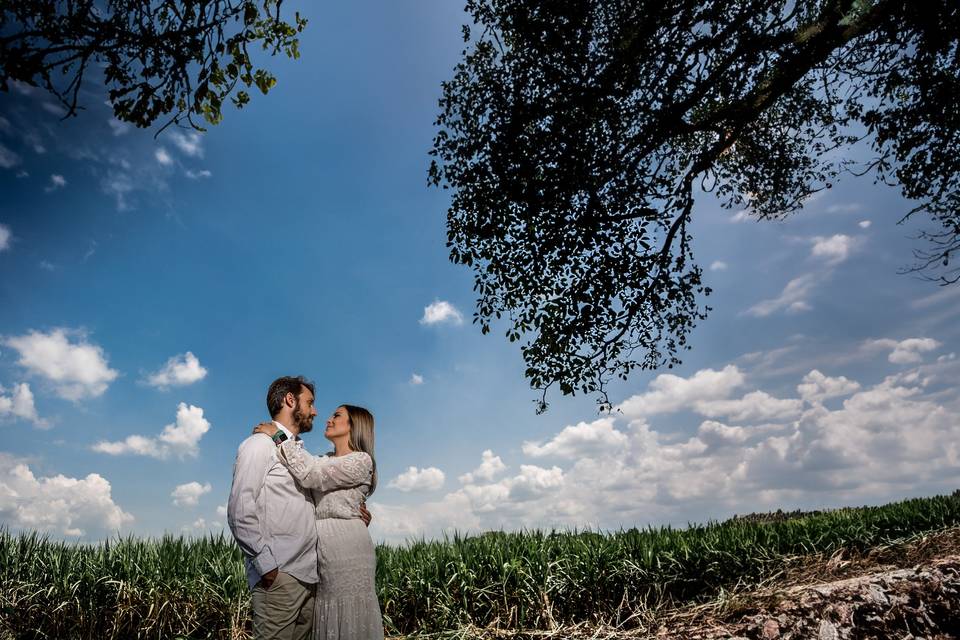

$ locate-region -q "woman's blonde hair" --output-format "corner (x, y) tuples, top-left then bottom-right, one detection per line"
(342, 404), (377, 495)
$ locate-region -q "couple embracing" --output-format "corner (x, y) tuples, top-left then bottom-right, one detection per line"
(227, 376), (384, 640)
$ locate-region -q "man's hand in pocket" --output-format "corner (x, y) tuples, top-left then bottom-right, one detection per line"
(259, 568), (279, 589)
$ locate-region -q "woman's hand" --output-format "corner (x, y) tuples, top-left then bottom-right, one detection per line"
(253, 422), (279, 437)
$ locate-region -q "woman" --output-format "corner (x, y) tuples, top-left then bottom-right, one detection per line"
(254, 405), (383, 640)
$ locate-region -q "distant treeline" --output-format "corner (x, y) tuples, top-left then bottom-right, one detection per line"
(2, 492), (960, 638)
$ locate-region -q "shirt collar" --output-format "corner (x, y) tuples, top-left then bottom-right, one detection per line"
(273, 420), (298, 441)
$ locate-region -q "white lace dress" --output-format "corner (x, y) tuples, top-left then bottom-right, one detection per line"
(277, 444), (383, 640)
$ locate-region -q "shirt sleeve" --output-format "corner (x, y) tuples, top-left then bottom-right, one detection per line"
(277, 442), (372, 492)
(227, 435), (278, 576)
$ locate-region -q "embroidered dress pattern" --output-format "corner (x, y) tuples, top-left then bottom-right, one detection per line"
(277, 444), (384, 640)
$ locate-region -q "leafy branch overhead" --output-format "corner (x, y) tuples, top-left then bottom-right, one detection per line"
(429, 0), (960, 411)
(0, 0), (306, 131)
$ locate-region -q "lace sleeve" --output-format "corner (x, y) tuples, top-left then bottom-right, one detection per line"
(277, 444), (372, 491)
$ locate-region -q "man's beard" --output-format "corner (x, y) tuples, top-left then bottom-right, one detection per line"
(293, 406), (314, 433)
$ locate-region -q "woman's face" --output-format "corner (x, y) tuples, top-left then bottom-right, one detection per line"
(324, 406), (351, 441)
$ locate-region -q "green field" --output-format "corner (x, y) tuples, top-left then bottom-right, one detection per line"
(2, 491), (959, 639)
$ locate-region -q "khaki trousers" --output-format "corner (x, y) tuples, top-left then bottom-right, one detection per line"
(251, 571), (315, 640)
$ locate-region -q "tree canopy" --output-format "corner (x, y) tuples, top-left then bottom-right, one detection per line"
(0, 0), (305, 130)
(429, 0), (960, 411)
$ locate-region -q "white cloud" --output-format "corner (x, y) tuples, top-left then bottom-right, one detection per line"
(101, 171), (134, 211)
(92, 403), (211, 460)
(3, 329), (118, 400)
(171, 481), (212, 507)
(41, 103), (64, 116)
(216, 504), (228, 518)
(24, 132), (45, 155)
(44, 174), (67, 192)
(797, 370), (860, 403)
(185, 169), (212, 179)
(618, 365), (745, 417)
(409, 373), (424, 385)
(0, 383), (47, 428)
(858, 220), (872, 229)
(420, 300), (464, 326)
(107, 119), (132, 136)
(508, 465), (565, 501)
(0, 454), (133, 537)
(10, 80), (35, 96)
(864, 338), (941, 364)
(729, 210), (751, 223)
(169, 132), (203, 157)
(155, 148), (173, 166)
(523, 417), (628, 459)
(810, 234), (858, 265)
(184, 516), (223, 532)
(696, 390), (804, 423)
(710, 261), (728, 271)
(744, 274), (818, 317)
(0, 143), (20, 169)
(370, 355), (960, 544)
(0, 223), (11, 252)
(388, 466), (445, 492)
(459, 450), (506, 484)
(145, 352), (208, 389)
(826, 203), (863, 214)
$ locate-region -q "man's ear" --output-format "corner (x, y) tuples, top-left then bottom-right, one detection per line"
(284, 391), (296, 409)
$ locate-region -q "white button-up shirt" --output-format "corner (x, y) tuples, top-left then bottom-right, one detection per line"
(227, 420), (319, 590)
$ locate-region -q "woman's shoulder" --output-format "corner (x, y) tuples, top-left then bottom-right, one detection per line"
(344, 450), (373, 464)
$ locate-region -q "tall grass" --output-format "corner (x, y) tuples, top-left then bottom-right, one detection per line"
(2, 492), (959, 638)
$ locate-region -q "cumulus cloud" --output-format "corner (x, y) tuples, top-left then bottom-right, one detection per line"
(145, 352), (208, 389)
(0, 454), (133, 536)
(92, 403), (211, 459)
(618, 365), (745, 417)
(797, 370), (860, 403)
(523, 417), (628, 458)
(0, 223), (11, 252)
(858, 220), (872, 229)
(697, 390), (804, 423)
(155, 148), (173, 166)
(185, 169), (212, 179)
(865, 338), (941, 364)
(420, 300), (464, 326)
(0, 383), (47, 427)
(409, 373), (424, 385)
(388, 466), (445, 492)
(459, 450), (506, 484)
(370, 351), (960, 543)
(810, 234), (858, 265)
(3, 329), (118, 400)
(710, 261), (728, 271)
(171, 481), (212, 507)
(744, 274), (818, 317)
(170, 132), (203, 157)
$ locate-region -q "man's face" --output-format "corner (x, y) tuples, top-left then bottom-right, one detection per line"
(292, 385), (317, 433)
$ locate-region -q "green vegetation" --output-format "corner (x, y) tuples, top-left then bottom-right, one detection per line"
(2, 492), (960, 638)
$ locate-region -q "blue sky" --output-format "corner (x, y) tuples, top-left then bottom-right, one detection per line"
(1, 1), (959, 543)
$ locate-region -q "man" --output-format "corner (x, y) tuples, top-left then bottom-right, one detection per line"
(227, 376), (371, 640)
